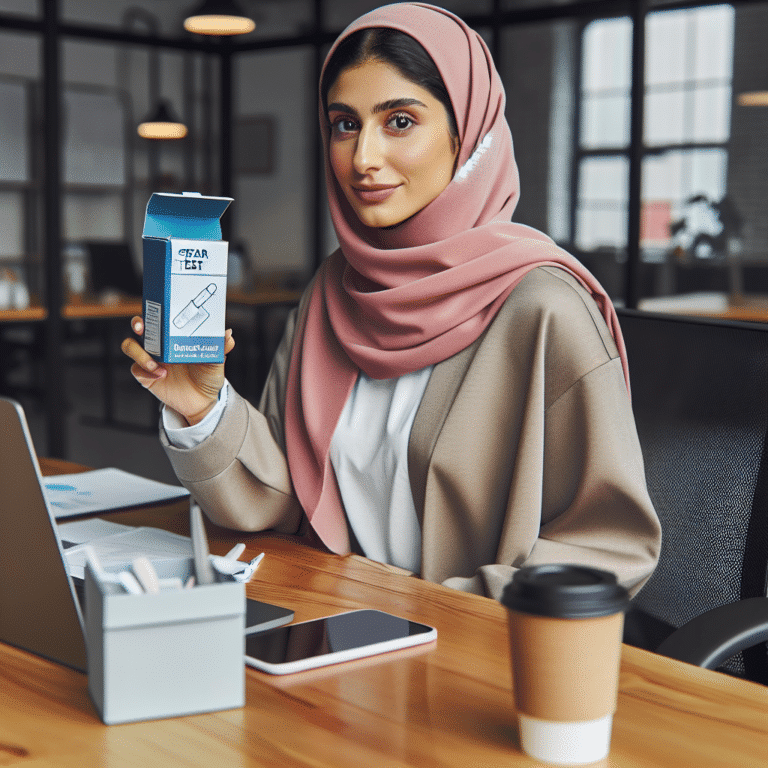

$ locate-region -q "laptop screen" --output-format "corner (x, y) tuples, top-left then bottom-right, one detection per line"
(0, 397), (87, 672)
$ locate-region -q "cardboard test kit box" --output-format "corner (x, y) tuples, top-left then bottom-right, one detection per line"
(142, 191), (233, 364)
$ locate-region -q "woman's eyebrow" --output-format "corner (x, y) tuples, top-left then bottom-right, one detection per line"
(373, 97), (427, 113)
(326, 97), (428, 116)
(327, 102), (356, 115)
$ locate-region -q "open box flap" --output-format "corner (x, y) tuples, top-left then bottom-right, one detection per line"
(143, 192), (233, 241)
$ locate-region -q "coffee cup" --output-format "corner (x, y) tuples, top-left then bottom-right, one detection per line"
(501, 564), (629, 765)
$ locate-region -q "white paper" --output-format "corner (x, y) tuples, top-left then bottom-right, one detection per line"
(44, 468), (189, 519)
(65, 527), (193, 579)
(58, 517), (135, 544)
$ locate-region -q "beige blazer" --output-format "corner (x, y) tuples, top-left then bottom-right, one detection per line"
(162, 266), (661, 601)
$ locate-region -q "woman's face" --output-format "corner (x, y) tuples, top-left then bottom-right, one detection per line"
(326, 59), (459, 229)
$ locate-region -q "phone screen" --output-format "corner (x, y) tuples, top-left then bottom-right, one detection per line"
(244, 609), (435, 671)
(245, 598), (294, 633)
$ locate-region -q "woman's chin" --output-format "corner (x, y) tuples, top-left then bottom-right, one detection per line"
(351, 204), (420, 230)
(354, 210), (405, 229)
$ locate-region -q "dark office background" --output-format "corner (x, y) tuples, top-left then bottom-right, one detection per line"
(0, 0), (766, 478)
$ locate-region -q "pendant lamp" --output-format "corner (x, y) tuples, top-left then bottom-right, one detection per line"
(737, 91), (768, 107)
(184, 0), (256, 36)
(137, 100), (188, 140)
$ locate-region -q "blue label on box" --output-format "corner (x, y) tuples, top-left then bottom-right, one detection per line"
(167, 336), (223, 363)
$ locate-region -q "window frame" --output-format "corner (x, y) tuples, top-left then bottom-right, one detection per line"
(572, 5), (735, 280)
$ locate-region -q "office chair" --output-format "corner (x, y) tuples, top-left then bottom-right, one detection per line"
(618, 308), (768, 684)
(83, 240), (142, 297)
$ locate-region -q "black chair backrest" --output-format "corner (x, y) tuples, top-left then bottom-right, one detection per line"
(618, 308), (768, 682)
(84, 240), (142, 297)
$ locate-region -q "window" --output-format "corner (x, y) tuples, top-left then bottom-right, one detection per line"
(62, 86), (127, 242)
(0, 78), (31, 262)
(575, 5), (735, 267)
(575, 17), (632, 253)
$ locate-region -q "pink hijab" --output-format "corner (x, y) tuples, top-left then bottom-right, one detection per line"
(284, 2), (629, 554)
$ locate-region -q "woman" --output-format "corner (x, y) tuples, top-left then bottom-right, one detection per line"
(122, 3), (660, 601)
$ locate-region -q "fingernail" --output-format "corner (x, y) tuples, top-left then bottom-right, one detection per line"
(133, 322), (141, 333)
(146, 359), (157, 371)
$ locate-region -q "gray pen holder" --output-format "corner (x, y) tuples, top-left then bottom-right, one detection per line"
(85, 557), (245, 725)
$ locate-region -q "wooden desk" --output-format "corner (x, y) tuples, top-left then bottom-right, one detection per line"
(0, 304), (47, 322)
(64, 290), (304, 412)
(56, 290), (301, 428)
(1, 297), (142, 323)
(62, 298), (142, 320)
(0, 300), (144, 423)
(226, 287), (303, 399)
(639, 292), (768, 324)
(3, 461), (768, 766)
(705, 295), (768, 323)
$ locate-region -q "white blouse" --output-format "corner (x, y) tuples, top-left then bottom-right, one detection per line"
(329, 367), (431, 573)
(163, 368), (432, 573)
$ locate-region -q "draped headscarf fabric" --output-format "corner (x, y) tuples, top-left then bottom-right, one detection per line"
(284, 2), (629, 553)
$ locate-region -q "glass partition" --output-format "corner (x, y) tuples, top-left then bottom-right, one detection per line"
(234, 46), (314, 287)
(61, 0), (186, 35)
(638, 5), (735, 311)
(62, 85), (128, 251)
(726, 2), (768, 310)
(499, 20), (596, 282)
(0, 0), (39, 16)
(0, 31), (39, 307)
(569, 2), (768, 315)
(324, 0), (492, 29)
(57, 36), (221, 300)
(248, 0), (313, 40)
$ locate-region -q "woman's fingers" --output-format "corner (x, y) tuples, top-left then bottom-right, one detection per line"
(224, 328), (235, 355)
(120, 336), (145, 364)
(131, 316), (144, 336)
(130, 361), (167, 390)
(121, 336), (164, 376)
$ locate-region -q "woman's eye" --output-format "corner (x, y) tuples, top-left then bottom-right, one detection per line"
(331, 117), (357, 135)
(388, 113), (414, 131)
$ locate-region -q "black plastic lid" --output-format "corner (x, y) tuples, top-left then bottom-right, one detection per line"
(500, 564), (630, 618)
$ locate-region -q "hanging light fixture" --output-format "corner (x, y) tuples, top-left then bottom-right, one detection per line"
(184, 0), (256, 36)
(737, 91), (768, 107)
(137, 100), (188, 140)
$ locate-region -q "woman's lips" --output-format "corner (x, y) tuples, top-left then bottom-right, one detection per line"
(351, 185), (399, 204)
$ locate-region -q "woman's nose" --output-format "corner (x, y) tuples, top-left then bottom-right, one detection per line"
(352, 125), (384, 173)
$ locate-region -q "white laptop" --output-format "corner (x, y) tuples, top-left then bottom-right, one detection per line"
(0, 396), (294, 673)
(0, 397), (89, 670)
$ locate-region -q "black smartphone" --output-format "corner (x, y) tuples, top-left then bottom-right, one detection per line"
(244, 609), (436, 674)
(245, 598), (294, 634)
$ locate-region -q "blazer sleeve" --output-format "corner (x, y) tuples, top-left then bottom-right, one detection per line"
(422, 268), (661, 601)
(160, 306), (304, 534)
(443, 358), (661, 601)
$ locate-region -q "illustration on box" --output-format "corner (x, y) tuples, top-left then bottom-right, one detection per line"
(168, 237), (227, 345)
(173, 283), (217, 334)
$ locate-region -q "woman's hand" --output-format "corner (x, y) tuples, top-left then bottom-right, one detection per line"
(121, 317), (235, 425)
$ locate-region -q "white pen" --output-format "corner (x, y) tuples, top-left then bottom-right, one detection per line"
(81, 545), (106, 576)
(190, 501), (216, 586)
(83, 545), (141, 593)
(224, 543), (246, 560)
(131, 556), (160, 594)
(117, 570), (144, 595)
